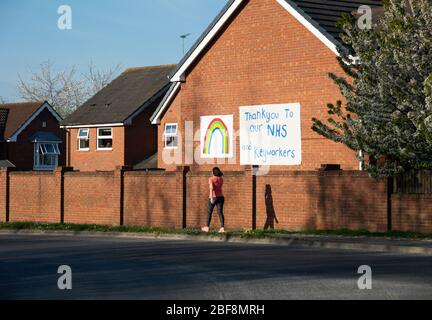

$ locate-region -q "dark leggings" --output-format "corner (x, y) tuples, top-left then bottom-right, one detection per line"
(207, 197), (225, 228)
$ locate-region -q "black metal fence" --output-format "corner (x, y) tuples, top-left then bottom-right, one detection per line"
(394, 170), (432, 194)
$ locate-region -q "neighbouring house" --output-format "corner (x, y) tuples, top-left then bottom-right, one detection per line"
(151, 0), (383, 172)
(0, 101), (65, 171)
(61, 64), (176, 171)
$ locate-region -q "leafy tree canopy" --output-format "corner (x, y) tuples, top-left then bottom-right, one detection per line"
(312, 0), (432, 177)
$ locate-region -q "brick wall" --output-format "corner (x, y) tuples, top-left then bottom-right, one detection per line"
(124, 170), (183, 228)
(186, 169), (253, 229)
(1, 167), (431, 234)
(158, 92), (182, 172)
(392, 194), (432, 233)
(0, 169), (8, 222)
(66, 99), (160, 172)
(256, 171), (388, 232)
(124, 99), (160, 167)
(158, 0), (359, 172)
(8, 170), (61, 223)
(314, 172), (388, 231)
(63, 171), (121, 225)
(66, 127), (125, 172)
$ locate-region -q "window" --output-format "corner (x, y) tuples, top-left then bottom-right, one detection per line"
(164, 123), (178, 149)
(78, 128), (90, 151)
(34, 143), (60, 171)
(97, 128), (113, 150)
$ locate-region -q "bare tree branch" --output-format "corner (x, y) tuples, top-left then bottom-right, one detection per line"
(84, 61), (122, 96)
(17, 60), (121, 117)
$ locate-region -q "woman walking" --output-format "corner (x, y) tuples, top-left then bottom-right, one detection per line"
(202, 167), (225, 233)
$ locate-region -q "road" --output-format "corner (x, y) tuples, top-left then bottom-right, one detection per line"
(0, 233), (431, 300)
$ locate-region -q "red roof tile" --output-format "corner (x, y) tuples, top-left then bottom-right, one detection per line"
(0, 101), (45, 139)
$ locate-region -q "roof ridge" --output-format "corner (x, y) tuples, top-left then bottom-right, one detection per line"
(0, 101), (45, 107)
(62, 64), (176, 127)
(123, 64), (177, 74)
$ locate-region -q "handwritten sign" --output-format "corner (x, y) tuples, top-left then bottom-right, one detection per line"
(239, 103), (302, 166)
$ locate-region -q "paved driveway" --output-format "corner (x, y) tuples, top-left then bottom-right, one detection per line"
(0, 234), (431, 300)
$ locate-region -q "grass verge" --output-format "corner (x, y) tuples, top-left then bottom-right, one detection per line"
(0, 222), (432, 240)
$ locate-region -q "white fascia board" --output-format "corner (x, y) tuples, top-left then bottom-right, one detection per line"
(8, 101), (63, 142)
(61, 123), (124, 129)
(170, 0), (245, 82)
(151, 82), (181, 125)
(276, 0), (340, 57)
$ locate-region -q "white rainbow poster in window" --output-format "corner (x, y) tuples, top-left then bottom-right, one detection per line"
(200, 115), (234, 159)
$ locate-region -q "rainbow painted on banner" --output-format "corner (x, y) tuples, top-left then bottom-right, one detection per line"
(203, 118), (230, 155)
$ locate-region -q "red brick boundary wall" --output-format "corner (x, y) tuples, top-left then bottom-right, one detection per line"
(0, 167), (431, 233)
(392, 194), (432, 233)
(256, 171), (388, 232)
(9, 171), (62, 223)
(0, 168), (10, 223)
(64, 171), (122, 225)
(186, 170), (253, 229)
(124, 169), (183, 228)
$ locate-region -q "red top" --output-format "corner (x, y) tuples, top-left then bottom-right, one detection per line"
(209, 176), (224, 198)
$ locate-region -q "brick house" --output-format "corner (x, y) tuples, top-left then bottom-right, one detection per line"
(61, 65), (176, 171)
(0, 101), (65, 171)
(151, 0), (382, 172)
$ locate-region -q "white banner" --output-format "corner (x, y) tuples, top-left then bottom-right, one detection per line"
(240, 103), (302, 166)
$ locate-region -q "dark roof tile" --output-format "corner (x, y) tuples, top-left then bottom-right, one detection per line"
(62, 64), (176, 126)
(0, 160), (16, 168)
(291, 0), (383, 43)
(133, 152), (159, 170)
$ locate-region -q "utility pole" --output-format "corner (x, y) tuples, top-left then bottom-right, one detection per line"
(180, 33), (191, 56)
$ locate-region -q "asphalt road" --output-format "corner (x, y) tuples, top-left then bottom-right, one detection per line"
(0, 234), (431, 300)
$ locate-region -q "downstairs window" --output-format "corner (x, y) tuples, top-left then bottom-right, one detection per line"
(164, 123), (178, 149)
(34, 143), (61, 171)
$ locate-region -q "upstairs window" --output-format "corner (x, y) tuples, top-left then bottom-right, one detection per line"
(97, 128), (113, 150)
(34, 143), (61, 171)
(164, 123), (178, 149)
(78, 128), (90, 151)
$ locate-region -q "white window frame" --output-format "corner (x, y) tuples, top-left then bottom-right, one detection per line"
(97, 127), (113, 151)
(78, 128), (90, 151)
(164, 123), (179, 149)
(34, 142), (61, 171)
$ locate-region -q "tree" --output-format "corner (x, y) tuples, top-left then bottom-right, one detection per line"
(312, 0), (432, 178)
(0, 96), (6, 104)
(84, 61), (121, 97)
(17, 60), (121, 117)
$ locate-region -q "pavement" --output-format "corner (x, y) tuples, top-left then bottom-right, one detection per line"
(0, 232), (432, 299)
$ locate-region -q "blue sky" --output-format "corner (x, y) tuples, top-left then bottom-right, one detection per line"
(0, 0), (227, 101)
